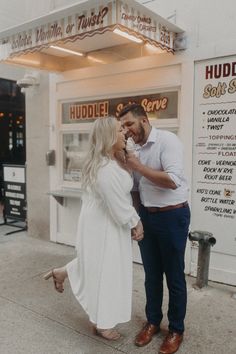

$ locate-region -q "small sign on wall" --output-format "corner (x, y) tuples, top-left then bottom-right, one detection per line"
(3, 164), (27, 222)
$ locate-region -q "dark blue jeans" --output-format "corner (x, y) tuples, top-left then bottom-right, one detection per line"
(138, 204), (190, 334)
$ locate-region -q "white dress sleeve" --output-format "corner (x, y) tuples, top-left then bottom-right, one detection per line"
(96, 162), (140, 228)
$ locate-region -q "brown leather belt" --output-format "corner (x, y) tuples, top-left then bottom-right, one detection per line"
(144, 201), (188, 213)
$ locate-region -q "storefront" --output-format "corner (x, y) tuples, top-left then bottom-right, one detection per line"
(0, 0), (235, 285)
(49, 87), (180, 264)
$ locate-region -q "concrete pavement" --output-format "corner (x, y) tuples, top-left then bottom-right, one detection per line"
(0, 223), (235, 354)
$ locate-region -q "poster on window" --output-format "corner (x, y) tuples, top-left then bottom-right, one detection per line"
(192, 57), (236, 256)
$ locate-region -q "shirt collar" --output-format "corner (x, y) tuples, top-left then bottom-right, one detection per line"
(136, 127), (157, 150)
(146, 127), (157, 144)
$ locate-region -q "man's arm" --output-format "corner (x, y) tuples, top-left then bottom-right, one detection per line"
(126, 154), (177, 190)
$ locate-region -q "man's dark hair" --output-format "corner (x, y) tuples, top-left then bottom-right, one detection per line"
(118, 103), (147, 118)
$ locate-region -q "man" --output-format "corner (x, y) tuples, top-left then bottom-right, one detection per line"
(119, 103), (190, 354)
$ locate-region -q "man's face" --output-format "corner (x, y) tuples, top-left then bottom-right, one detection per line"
(120, 111), (145, 145)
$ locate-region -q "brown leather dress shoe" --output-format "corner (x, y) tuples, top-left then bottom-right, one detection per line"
(159, 332), (183, 354)
(135, 322), (160, 347)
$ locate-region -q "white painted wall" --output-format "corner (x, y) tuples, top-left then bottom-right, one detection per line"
(25, 72), (50, 239)
(0, 62), (25, 80)
(0, 0), (85, 31)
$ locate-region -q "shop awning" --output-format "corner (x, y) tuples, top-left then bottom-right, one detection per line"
(0, 0), (184, 71)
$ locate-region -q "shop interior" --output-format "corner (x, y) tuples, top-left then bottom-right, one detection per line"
(0, 78), (25, 214)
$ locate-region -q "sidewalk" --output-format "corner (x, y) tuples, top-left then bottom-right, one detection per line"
(0, 224), (235, 354)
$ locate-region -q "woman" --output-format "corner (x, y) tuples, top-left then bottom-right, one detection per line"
(44, 116), (143, 340)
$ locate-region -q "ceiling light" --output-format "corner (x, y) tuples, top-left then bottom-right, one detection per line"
(113, 28), (143, 43)
(7, 57), (40, 65)
(87, 55), (106, 64)
(145, 43), (164, 53)
(50, 45), (84, 56)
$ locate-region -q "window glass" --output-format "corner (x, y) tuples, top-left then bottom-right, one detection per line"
(62, 132), (89, 182)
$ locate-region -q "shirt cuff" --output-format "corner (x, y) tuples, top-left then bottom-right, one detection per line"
(167, 172), (182, 188)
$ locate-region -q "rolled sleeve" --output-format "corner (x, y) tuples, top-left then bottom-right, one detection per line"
(161, 134), (185, 188)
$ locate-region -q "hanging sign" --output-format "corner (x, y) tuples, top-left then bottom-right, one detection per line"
(0, 0), (179, 60)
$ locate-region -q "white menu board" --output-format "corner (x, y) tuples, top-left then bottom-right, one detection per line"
(192, 57), (236, 256)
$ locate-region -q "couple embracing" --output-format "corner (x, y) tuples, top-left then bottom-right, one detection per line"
(44, 104), (190, 354)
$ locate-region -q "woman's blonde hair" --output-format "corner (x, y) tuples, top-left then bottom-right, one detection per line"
(81, 116), (118, 189)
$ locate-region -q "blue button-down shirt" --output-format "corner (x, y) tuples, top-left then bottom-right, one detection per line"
(133, 127), (189, 207)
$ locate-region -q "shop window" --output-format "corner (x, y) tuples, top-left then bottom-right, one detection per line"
(59, 90), (179, 187)
(62, 132), (89, 184)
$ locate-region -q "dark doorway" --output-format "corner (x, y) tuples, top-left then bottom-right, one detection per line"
(0, 78), (26, 205)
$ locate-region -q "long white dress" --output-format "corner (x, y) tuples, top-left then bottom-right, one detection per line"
(66, 159), (140, 329)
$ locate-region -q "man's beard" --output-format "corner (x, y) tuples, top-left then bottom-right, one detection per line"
(135, 122), (145, 144)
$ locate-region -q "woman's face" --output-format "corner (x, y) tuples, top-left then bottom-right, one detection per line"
(112, 120), (126, 152)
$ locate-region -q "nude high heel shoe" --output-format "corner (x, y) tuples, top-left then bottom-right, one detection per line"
(94, 327), (121, 340)
(44, 269), (65, 293)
